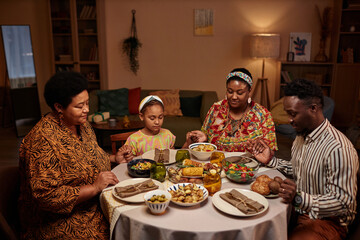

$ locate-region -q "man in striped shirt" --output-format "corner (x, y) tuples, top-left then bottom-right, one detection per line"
(252, 79), (359, 240)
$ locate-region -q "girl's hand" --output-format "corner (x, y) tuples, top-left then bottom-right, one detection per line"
(115, 145), (134, 163)
(92, 171), (119, 193)
(190, 130), (207, 143)
(247, 139), (273, 164)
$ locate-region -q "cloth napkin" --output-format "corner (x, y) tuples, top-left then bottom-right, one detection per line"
(220, 189), (264, 214)
(114, 179), (159, 198)
(154, 148), (170, 163)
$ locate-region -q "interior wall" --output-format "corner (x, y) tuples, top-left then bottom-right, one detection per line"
(103, 0), (334, 104)
(0, 0), (53, 114)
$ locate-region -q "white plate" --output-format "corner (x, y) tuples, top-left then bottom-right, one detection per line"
(112, 178), (165, 203)
(141, 149), (177, 165)
(167, 183), (209, 206)
(212, 188), (268, 217)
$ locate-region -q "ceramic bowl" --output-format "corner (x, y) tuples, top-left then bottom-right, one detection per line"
(127, 159), (156, 178)
(144, 190), (171, 215)
(222, 156), (259, 183)
(189, 143), (217, 161)
(167, 183), (209, 206)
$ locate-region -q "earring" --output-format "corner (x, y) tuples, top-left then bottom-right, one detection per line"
(248, 97), (251, 104)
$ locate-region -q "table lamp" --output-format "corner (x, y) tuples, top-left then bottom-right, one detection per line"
(250, 33), (280, 109)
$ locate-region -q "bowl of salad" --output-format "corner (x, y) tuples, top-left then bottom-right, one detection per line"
(127, 159), (156, 178)
(222, 156), (259, 183)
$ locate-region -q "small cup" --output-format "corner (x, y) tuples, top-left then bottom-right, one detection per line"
(108, 118), (117, 127)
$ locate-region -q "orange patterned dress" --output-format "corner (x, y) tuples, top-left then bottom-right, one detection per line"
(19, 113), (110, 239)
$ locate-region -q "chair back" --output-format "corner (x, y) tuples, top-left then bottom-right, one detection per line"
(110, 131), (136, 155)
(0, 165), (20, 240)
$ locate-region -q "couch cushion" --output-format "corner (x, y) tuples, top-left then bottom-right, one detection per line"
(97, 88), (129, 116)
(180, 95), (202, 117)
(128, 87), (141, 115)
(149, 89), (183, 116)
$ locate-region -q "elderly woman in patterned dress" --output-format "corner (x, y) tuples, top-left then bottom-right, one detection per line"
(183, 68), (277, 154)
(18, 71), (132, 239)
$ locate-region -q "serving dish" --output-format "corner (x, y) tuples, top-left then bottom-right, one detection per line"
(212, 188), (268, 217)
(112, 178), (164, 203)
(222, 156), (259, 183)
(144, 189), (172, 215)
(127, 158), (156, 178)
(189, 143), (217, 161)
(141, 149), (177, 165)
(167, 183), (208, 206)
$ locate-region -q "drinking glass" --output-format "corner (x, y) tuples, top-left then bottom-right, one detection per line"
(210, 151), (225, 168)
(175, 149), (190, 164)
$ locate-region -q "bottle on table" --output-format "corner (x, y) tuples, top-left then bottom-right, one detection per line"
(150, 162), (166, 182)
(210, 151), (225, 168)
(203, 169), (221, 196)
(175, 149), (190, 164)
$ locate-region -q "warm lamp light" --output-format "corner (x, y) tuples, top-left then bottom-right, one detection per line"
(250, 33), (280, 109)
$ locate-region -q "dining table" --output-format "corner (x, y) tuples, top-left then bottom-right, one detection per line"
(100, 152), (291, 240)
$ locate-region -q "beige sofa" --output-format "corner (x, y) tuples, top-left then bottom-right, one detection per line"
(89, 89), (218, 148)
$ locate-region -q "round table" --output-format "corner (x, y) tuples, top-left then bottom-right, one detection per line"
(102, 162), (291, 240)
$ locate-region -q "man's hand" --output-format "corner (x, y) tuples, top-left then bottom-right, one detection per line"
(247, 139), (273, 164)
(279, 179), (297, 204)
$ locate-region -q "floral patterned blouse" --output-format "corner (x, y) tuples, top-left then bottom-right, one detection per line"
(201, 99), (278, 152)
(18, 113), (110, 239)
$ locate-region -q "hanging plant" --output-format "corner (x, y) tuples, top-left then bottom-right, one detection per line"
(122, 9), (142, 75)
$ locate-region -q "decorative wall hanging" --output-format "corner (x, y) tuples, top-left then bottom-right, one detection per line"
(289, 32), (312, 62)
(314, 5), (332, 62)
(122, 9), (142, 75)
(194, 9), (213, 36)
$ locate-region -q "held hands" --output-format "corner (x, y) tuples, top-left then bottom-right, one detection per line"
(183, 130), (207, 148)
(279, 179), (296, 204)
(115, 145), (134, 164)
(92, 171), (119, 193)
(246, 139), (274, 164)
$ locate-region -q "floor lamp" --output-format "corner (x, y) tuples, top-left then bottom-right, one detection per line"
(250, 33), (280, 109)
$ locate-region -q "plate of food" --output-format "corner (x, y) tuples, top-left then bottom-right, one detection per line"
(167, 159), (222, 184)
(167, 183), (209, 206)
(141, 149), (176, 165)
(250, 174), (284, 198)
(212, 188), (268, 217)
(112, 178), (165, 203)
(127, 159), (156, 178)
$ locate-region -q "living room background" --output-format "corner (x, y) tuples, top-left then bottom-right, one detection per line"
(0, 0), (333, 115)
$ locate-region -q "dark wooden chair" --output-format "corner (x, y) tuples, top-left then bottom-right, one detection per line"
(0, 165), (20, 240)
(110, 131), (136, 155)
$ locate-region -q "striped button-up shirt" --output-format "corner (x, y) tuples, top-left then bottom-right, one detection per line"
(269, 119), (359, 226)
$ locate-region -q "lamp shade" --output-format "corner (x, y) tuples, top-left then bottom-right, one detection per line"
(250, 33), (280, 59)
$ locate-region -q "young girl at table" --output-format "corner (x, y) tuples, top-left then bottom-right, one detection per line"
(124, 95), (176, 156)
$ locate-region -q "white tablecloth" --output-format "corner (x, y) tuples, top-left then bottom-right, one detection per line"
(100, 161), (291, 240)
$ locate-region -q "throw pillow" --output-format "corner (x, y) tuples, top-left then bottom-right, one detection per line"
(180, 95), (202, 117)
(128, 87), (141, 114)
(149, 89), (183, 116)
(97, 88), (129, 116)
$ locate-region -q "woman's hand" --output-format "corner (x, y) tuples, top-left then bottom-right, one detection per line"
(189, 130), (207, 143)
(92, 171), (119, 193)
(182, 130), (207, 148)
(279, 179), (296, 204)
(247, 139), (273, 164)
(115, 145), (133, 164)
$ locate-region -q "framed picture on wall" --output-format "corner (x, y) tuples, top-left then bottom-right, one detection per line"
(194, 9), (213, 36)
(289, 32), (312, 61)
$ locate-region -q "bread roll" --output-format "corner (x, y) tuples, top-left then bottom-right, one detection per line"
(182, 167), (203, 176)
